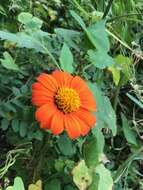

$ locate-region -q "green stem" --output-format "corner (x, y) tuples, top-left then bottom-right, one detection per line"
(33, 133), (51, 182)
(113, 78), (123, 112)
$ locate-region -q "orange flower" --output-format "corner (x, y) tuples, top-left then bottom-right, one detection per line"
(32, 71), (96, 139)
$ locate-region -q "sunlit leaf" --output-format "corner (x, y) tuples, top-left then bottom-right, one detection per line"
(60, 43), (74, 73)
(94, 164), (113, 190)
(13, 177), (25, 190)
(72, 160), (92, 190)
(28, 180), (42, 190)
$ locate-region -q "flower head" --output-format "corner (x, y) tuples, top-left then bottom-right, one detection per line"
(32, 71), (96, 139)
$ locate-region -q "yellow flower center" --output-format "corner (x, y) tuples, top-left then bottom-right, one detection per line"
(55, 87), (80, 113)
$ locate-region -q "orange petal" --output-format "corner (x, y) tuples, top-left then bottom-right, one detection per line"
(64, 114), (81, 139)
(32, 82), (54, 106)
(50, 110), (64, 135)
(80, 89), (96, 111)
(35, 103), (57, 129)
(70, 76), (88, 92)
(52, 70), (73, 87)
(73, 115), (90, 136)
(75, 108), (96, 127)
(36, 73), (58, 92)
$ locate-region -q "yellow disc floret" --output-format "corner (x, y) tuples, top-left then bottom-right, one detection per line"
(55, 87), (80, 113)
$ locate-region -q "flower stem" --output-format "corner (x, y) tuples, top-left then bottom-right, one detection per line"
(32, 133), (51, 182)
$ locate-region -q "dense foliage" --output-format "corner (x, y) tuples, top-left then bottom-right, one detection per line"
(0, 0), (143, 190)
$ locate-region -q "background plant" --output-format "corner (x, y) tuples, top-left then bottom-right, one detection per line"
(0, 0), (143, 190)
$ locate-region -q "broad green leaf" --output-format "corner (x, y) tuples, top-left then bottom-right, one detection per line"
(84, 128), (105, 167)
(18, 12), (43, 30)
(87, 20), (110, 51)
(44, 179), (61, 190)
(0, 52), (20, 71)
(55, 28), (80, 51)
(89, 83), (117, 136)
(70, 10), (96, 48)
(0, 31), (49, 53)
(72, 160), (92, 190)
(28, 180), (42, 190)
(13, 177), (25, 190)
(88, 49), (114, 69)
(18, 12), (33, 24)
(59, 43), (74, 73)
(57, 134), (75, 156)
(70, 11), (110, 51)
(94, 164), (113, 190)
(121, 113), (137, 146)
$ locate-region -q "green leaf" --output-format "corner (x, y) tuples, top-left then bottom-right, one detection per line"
(1, 118), (9, 130)
(13, 177), (25, 190)
(83, 128), (105, 167)
(6, 187), (13, 190)
(108, 66), (120, 85)
(88, 49), (114, 69)
(28, 180), (42, 190)
(19, 121), (27, 137)
(58, 134), (75, 156)
(59, 43), (74, 73)
(55, 28), (80, 51)
(70, 11), (110, 51)
(33, 130), (43, 141)
(126, 93), (143, 110)
(70, 10), (96, 48)
(0, 5), (6, 16)
(18, 12), (43, 30)
(70, 10), (86, 31)
(72, 160), (92, 190)
(109, 55), (133, 85)
(18, 12), (33, 24)
(121, 113), (137, 146)
(87, 20), (110, 51)
(0, 52), (20, 71)
(12, 119), (20, 133)
(93, 164), (113, 190)
(0, 31), (49, 53)
(44, 179), (61, 190)
(89, 83), (117, 136)
(12, 87), (21, 97)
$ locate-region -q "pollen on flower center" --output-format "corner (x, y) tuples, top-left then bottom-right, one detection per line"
(55, 87), (80, 113)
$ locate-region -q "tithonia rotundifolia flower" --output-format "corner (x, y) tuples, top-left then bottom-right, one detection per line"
(32, 71), (96, 139)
